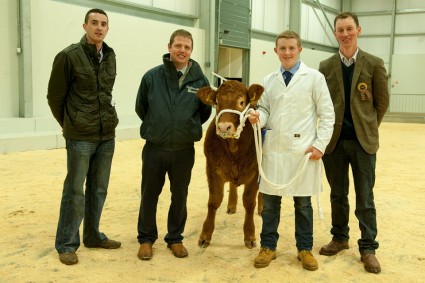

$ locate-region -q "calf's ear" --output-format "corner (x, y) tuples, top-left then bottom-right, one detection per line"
(197, 86), (217, 106)
(247, 84), (264, 107)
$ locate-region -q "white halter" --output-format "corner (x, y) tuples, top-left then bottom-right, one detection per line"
(215, 104), (251, 139)
(211, 72), (252, 139)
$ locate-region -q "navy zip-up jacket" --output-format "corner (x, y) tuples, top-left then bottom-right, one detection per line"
(135, 53), (212, 151)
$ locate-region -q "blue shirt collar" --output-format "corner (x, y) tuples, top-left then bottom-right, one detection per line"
(280, 60), (300, 75)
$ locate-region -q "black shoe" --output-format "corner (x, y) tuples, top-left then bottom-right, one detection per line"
(85, 239), (121, 249)
(59, 252), (78, 265)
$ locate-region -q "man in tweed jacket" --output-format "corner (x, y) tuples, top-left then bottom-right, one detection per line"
(318, 12), (389, 274)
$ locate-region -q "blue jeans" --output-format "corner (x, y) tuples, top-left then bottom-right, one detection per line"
(55, 139), (115, 254)
(322, 139), (379, 253)
(260, 194), (313, 251)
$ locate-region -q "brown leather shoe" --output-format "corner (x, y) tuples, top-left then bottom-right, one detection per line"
(254, 247), (276, 268)
(85, 239), (121, 249)
(298, 250), (318, 271)
(319, 240), (349, 256)
(59, 252), (78, 265)
(167, 243), (188, 258)
(361, 253), (381, 273)
(138, 243), (153, 260)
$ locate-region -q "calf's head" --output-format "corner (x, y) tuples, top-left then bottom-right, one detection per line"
(197, 80), (264, 139)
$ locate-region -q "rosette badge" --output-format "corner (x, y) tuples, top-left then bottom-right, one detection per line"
(357, 82), (371, 101)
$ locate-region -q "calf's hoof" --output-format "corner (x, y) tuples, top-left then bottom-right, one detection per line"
(245, 240), (257, 249)
(227, 207), (237, 214)
(198, 239), (211, 248)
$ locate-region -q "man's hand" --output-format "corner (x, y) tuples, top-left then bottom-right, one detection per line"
(305, 146), (323, 160)
(248, 110), (259, 124)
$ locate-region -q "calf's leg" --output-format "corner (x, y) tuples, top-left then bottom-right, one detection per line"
(198, 176), (225, 248)
(242, 181), (259, 248)
(227, 183), (238, 214)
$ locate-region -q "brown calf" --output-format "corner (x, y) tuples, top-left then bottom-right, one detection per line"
(196, 80), (264, 249)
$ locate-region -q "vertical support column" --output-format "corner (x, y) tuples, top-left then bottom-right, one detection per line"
(388, 0), (396, 81)
(199, 0), (215, 83)
(242, 49), (250, 85)
(243, 1), (251, 85)
(341, 0), (351, 13)
(288, 0), (302, 33)
(18, 0), (33, 118)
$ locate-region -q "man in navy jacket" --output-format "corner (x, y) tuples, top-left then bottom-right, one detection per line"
(135, 29), (211, 260)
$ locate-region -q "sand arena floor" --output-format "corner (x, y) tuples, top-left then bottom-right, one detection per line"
(1, 122), (425, 282)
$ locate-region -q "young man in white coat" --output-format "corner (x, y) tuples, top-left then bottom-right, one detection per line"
(249, 30), (335, 270)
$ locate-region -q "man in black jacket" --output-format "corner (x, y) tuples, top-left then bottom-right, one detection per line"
(135, 29), (211, 260)
(47, 8), (120, 266)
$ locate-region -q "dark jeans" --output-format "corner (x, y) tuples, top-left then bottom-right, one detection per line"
(55, 139), (115, 254)
(137, 144), (194, 244)
(322, 139), (379, 253)
(260, 194), (313, 251)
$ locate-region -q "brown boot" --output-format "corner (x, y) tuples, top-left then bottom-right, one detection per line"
(319, 240), (349, 256)
(59, 252), (78, 265)
(254, 247), (276, 268)
(167, 243), (188, 258)
(298, 250), (318, 271)
(138, 243), (153, 260)
(361, 253), (381, 273)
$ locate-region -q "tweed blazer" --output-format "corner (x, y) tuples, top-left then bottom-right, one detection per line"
(319, 49), (389, 154)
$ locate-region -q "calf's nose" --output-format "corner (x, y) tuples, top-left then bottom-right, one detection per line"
(217, 122), (236, 134)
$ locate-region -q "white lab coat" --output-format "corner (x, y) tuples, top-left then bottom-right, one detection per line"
(257, 62), (335, 196)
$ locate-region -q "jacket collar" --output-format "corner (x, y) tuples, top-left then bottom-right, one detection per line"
(331, 49), (366, 99)
(162, 53), (203, 82)
(80, 35), (112, 60)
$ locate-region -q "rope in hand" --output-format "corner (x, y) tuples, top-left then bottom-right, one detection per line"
(247, 108), (323, 219)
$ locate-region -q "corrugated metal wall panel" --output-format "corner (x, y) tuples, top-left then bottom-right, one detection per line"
(389, 94), (425, 113)
(219, 0), (251, 49)
(223, 0), (250, 8)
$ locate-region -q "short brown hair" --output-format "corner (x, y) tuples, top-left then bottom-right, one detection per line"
(334, 12), (359, 29)
(169, 29), (193, 49)
(275, 30), (301, 47)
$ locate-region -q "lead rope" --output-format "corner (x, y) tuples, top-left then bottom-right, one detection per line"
(247, 109), (324, 219)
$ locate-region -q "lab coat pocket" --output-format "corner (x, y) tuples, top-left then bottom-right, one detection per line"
(291, 132), (315, 155)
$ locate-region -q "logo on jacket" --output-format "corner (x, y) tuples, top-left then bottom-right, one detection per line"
(186, 86), (199, 94)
